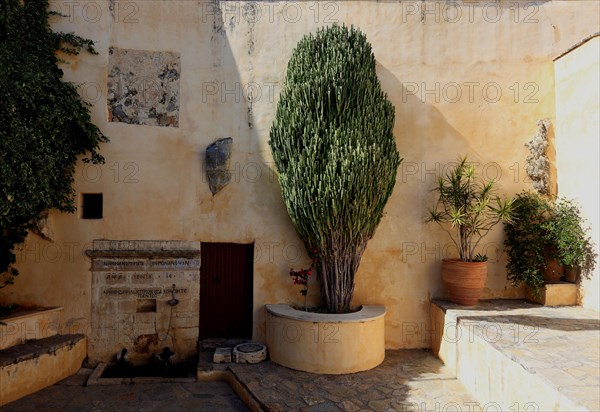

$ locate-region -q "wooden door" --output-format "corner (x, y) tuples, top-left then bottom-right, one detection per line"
(199, 242), (254, 339)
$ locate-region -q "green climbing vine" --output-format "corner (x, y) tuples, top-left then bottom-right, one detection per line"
(0, 0), (108, 287)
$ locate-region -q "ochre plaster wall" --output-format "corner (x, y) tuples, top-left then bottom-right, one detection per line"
(4, 1), (600, 351)
(554, 35), (600, 312)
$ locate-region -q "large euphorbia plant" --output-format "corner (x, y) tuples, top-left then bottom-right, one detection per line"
(269, 25), (401, 313)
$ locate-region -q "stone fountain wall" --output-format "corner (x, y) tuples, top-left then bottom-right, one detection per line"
(87, 240), (200, 365)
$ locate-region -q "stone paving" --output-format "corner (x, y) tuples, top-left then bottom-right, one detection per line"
(227, 349), (481, 412)
(436, 299), (600, 411)
(6, 300), (598, 411)
(5, 350), (479, 412)
(3, 369), (248, 412)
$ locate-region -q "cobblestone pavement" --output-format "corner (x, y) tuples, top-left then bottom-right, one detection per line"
(436, 299), (600, 411)
(3, 376), (248, 412)
(228, 349), (481, 412)
(5, 350), (478, 412)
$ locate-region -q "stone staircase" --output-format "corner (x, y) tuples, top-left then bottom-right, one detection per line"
(0, 307), (86, 406)
(431, 299), (600, 411)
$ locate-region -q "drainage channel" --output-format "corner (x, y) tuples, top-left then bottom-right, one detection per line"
(87, 362), (197, 385)
(87, 343), (268, 412)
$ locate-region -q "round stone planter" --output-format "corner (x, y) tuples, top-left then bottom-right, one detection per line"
(265, 304), (385, 374)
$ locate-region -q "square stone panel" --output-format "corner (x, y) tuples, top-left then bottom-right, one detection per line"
(108, 47), (180, 127)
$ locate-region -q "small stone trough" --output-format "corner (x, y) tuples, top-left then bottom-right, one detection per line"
(213, 343), (267, 364)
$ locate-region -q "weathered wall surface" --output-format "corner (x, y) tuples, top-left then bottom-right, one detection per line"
(3, 1), (599, 355)
(554, 35), (600, 312)
(88, 240), (201, 364)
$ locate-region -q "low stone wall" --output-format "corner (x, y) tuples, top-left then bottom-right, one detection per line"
(0, 334), (86, 406)
(430, 300), (592, 411)
(0, 307), (62, 351)
(87, 240), (200, 365)
(265, 304), (385, 374)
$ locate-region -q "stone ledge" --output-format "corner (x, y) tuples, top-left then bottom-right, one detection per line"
(430, 300), (598, 411)
(431, 298), (541, 313)
(85, 250), (201, 258)
(526, 282), (578, 306)
(89, 240), (200, 252)
(0, 307), (63, 351)
(266, 304), (386, 323)
(0, 306), (62, 323)
(0, 335), (86, 406)
(0, 334), (85, 367)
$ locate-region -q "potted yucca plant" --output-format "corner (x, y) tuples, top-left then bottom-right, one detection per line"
(427, 157), (513, 305)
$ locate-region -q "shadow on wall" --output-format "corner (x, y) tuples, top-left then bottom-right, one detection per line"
(194, 2), (301, 343)
(355, 64), (472, 306)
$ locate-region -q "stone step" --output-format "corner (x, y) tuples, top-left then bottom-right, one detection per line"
(0, 334), (87, 406)
(431, 299), (600, 411)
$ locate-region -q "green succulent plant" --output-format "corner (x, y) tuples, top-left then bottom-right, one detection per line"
(269, 24), (401, 313)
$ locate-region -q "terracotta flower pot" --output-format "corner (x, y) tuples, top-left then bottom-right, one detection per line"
(442, 259), (487, 306)
(564, 266), (579, 283)
(543, 259), (564, 283)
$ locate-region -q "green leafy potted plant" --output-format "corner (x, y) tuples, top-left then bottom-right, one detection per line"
(427, 157), (513, 306)
(505, 191), (597, 294)
(504, 191), (553, 292)
(545, 198), (597, 283)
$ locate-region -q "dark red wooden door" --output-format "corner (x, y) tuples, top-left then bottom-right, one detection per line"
(200, 243), (254, 339)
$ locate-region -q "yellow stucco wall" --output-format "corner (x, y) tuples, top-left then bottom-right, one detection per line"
(554, 35), (600, 312)
(3, 1), (600, 350)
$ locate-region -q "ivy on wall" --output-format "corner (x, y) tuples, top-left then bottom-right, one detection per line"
(0, 0), (108, 287)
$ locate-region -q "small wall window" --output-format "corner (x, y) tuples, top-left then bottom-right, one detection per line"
(81, 193), (103, 219)
(137, 299), (157, 313)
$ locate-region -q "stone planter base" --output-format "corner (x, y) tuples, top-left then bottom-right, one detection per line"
(526, 282), (578, 306)
(265, 304), (385, 374)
